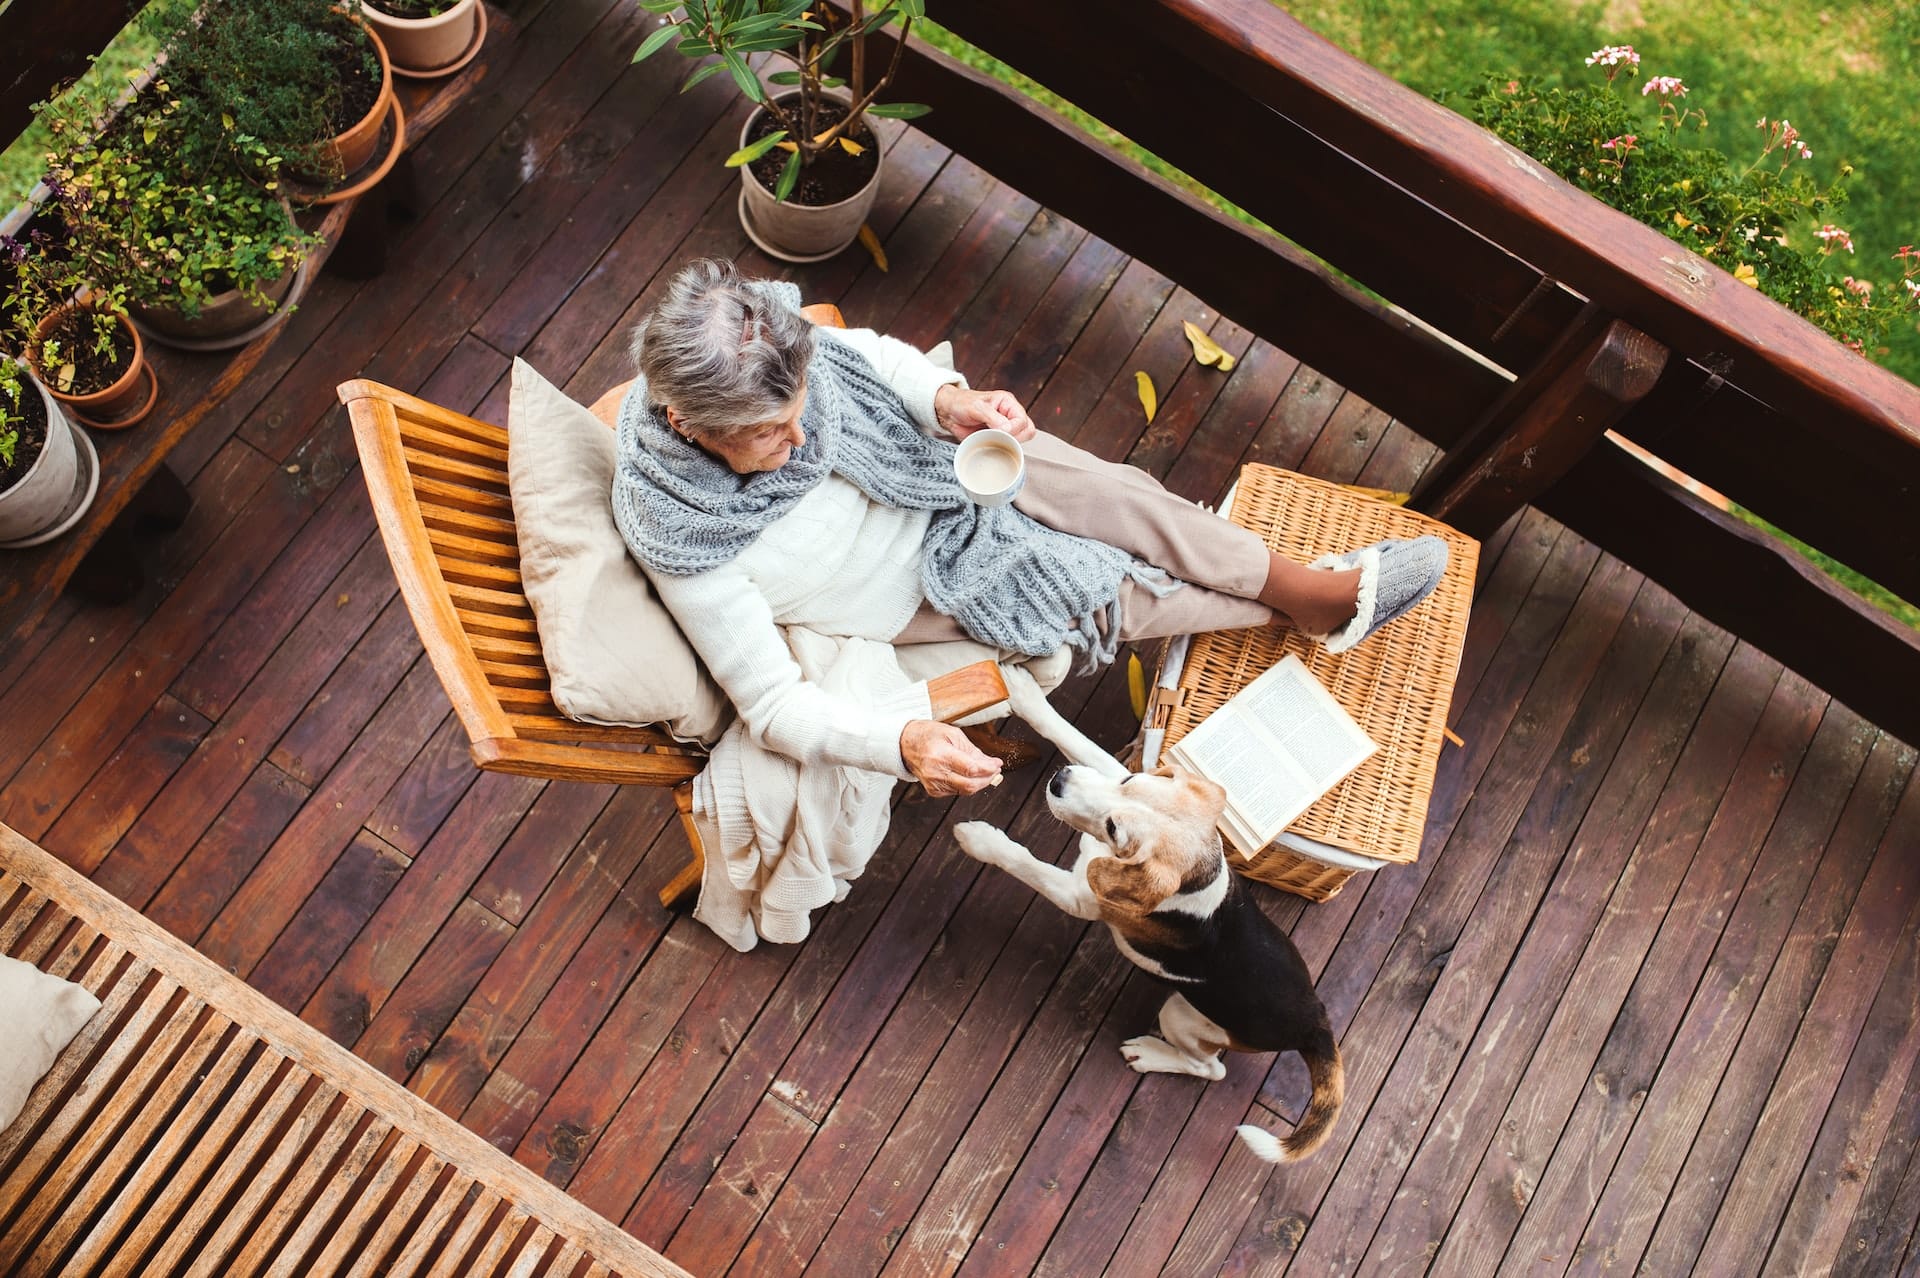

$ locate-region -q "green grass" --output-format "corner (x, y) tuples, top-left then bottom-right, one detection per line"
(0, 6), (176, 214)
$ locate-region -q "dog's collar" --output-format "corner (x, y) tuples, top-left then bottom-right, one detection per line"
(1152, 860), (1229, 919)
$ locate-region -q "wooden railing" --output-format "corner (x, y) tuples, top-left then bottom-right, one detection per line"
(862, 0), (1920, 745)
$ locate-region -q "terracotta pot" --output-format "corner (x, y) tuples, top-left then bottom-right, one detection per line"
(31, 307), (159, 431)
(737, 92), (884, 263)
(361, 0), (481, 76)
(294, 13), (395, 186)
(0, 367), (94, 545)
(132, 258), (300, 350)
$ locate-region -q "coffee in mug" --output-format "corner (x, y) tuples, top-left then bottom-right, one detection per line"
(954, 429), (1026, 506)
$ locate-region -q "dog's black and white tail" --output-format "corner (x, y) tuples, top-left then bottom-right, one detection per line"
(1234, 1036), (1344, 1162)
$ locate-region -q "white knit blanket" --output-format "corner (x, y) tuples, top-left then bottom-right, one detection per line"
(692, 628), (911, 951)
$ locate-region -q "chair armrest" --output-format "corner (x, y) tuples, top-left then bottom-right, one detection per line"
(928, 660), (1008, 722)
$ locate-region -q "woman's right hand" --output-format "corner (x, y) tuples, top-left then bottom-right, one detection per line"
(900, 720), (1003, 797)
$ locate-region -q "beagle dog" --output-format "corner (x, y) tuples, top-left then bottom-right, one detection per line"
(954, 669), (1344, 1162)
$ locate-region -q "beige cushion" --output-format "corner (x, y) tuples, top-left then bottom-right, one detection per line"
(507, 359), (731, 743)
(0, 954), (100, 1133)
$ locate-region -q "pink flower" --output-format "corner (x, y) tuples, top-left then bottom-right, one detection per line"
(1505, 79), (1520, 94)
(1601, 134), (1638, 152)
(1905, 278), (1920, 301)
(1642, 76), (1687, 97)
(1816, 224), (1854, 253)
(1843, 276), (1872, 297)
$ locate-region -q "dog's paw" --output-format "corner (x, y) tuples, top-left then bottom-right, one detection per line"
(1121, 1035), (1175, 1074)
(953, 821), (1016, 865)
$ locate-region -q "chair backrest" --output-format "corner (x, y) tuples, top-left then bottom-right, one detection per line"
(338, 379), (704, 787)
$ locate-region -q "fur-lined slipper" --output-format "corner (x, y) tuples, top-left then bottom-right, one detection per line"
(1304, 535), (1449, 653)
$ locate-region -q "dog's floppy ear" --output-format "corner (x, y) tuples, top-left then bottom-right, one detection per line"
(1157, 763), (1229, 825)
(1086, 854), (1182, 917)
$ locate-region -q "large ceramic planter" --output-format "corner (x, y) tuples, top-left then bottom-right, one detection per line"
(31, 307), (159, 432)
(362, 0), (484, 78)
(0, 368), (99, 547)
(737, 92), (884, 263)
(132, 257), (302, 352)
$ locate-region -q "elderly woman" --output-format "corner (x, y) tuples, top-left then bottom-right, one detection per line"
(613, 260), (1445, 799)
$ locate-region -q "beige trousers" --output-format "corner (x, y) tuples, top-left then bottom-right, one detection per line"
(895, 430), (1275, 645)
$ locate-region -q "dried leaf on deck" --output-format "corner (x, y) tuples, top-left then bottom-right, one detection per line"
(1182, 320), (1237, 372)
(1135, 370), (1157, 423)
(858, 224), (889, 272)
(1127, 652), (1148, 720)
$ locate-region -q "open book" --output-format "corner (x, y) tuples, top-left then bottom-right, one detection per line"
(1165, 654), (1378, 857)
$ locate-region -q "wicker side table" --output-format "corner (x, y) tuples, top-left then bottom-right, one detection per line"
(1149, 465), (1479, 901)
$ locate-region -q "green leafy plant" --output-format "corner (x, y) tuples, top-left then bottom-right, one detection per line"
(9, 67), (317, 331)
(0, 359), (24, 470)
(160, 0), (380, 186)
(1458, 45), (1920, 359)
(632, 0), (930, 201)
(366, 0), (461, 16)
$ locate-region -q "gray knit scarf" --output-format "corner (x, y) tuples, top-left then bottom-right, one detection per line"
(611, 292), (1172, 669)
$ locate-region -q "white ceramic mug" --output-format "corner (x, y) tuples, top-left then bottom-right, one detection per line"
(953, 428), (1026, 506)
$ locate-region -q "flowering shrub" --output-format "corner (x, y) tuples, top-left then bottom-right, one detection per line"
(1458, 45), (1920, 358)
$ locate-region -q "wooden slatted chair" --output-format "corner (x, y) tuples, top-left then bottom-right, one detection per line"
(0, 822), (692, 1277)
(338, 304), (1008, 908)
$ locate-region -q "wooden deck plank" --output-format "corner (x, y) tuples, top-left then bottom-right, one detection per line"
(1679, 771), (1920, 1274)
(38, 692), (211, 874)
(1551, 705), (1893, 1276)
(1488, 660), (1828, 1276)
(300, 770), (544, 1046)
(390, 785), (682, 1101)
(1341, 591), (1715, 1273)
(89, 533), (398, 907)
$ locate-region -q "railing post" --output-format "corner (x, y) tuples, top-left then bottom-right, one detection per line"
(1415, 315), (1669, 538)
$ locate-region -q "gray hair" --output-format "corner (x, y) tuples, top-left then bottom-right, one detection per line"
(630, 259), (814, 440)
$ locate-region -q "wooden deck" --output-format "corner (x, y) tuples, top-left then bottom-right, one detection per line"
(5, 2), (1920, 1273)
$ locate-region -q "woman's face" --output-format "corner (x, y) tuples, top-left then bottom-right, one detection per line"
(672, 383), (809, 474)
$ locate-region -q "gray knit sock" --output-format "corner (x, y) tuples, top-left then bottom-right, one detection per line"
(1305, 535), (1449, 653)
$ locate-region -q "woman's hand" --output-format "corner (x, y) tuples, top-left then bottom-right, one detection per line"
(934, 385), (1037, 443)
(900, 720), (1003, 797)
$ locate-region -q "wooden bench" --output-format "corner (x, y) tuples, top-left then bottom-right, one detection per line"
(0, 821), (691, 1277)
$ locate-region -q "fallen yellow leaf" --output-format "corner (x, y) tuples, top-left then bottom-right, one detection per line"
(1135, 370), (1157, 423)
(775, 140), (799, 153)
(858, 224), (889, 273)
(838, 136), (866, 156)
(1127, 652), (1148, 720)
(1182, 320), (1237, 372)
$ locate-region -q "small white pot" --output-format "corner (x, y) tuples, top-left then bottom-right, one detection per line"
(361, 0), (481, 77)
(737, 92), (884, 262)
(0, 369), (88, 544)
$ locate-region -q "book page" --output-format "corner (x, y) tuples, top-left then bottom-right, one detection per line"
(1166, 655), (1377, 852)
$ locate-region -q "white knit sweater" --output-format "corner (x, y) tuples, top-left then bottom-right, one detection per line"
(649, 326), (966, 781)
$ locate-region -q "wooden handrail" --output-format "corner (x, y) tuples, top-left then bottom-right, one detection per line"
(1139, 0), (1920, 453)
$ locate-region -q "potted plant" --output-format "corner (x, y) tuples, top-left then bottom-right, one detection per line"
(634, 0), (930, 261)
(29, 76), (319, 351)
(361, 0), (485, 79)
(1, 212), (158, 432)
(0, 357), (97, 547)
(164, 0), (398, 200)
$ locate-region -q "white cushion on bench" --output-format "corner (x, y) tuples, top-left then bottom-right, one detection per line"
(0, 953), (100, 1133)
